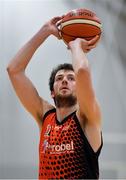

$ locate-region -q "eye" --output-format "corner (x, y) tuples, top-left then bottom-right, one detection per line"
(55, 76), (63, 81)
(68, 76), (75, 81)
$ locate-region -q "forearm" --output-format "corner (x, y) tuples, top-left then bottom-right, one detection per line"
(69, 36), (99, 73)
(70, 44), (89, 74)
(7, 24), (51, 74)
(69, 38), (102, 124)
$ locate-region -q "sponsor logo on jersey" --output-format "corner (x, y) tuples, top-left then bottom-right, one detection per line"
(41, 141), (74, 154)
(54, 125), (70, 131)
(44, 124), (51, 136)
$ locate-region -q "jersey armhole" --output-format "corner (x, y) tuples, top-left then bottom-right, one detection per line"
(73, 113), (103, 157)
(95, 132), (103, 157)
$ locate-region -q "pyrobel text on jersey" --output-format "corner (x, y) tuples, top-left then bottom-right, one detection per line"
(42, 140), (74, 154)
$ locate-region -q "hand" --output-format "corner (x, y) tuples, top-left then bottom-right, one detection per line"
(68, 35), (100, 53)
(44, 16), (64, 39)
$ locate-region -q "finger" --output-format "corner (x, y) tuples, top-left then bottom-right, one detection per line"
(94, 36), (101, 45)
(52, 16), (63, 24)
(87, 44), (96, 49)
(61, 14), (65, 18)
(84, 49), (91, 53)
(81, 38), (90, 46)
(56, 31), (62, 40)
(88, 35), (100, 45)
(56, 15), (65, 27)
(56, 20), (62, 27)
(67, 46), (70, 50)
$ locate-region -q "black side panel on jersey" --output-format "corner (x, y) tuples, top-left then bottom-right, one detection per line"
(73, 113), (103, 179)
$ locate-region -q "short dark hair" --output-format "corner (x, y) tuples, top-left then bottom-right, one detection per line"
(49, 63), (74, 92)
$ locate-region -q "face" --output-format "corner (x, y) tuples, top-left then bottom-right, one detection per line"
(51, 69), (77, 107)
(52, 69), (76, 97)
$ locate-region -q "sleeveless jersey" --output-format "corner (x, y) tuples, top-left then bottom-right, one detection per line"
(39, 108), (103, 179)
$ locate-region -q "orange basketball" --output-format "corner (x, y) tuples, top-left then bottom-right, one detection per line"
(59, 8), (102, 45)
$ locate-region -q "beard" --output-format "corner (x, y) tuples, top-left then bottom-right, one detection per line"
(54, 94), (77, 108)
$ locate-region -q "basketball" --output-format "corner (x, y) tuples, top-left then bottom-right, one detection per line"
(59, 8), (102, 44)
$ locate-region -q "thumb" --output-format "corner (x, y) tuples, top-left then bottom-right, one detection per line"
(57, 30), (62, 40)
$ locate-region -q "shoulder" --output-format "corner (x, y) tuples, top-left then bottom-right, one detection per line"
(38, 98), (55, 131)
(42, 99), (55, 116)
(42, 107), (56, 122)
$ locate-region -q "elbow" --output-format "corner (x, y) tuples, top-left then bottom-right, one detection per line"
(6, 64), (20, 76)
(6, 64), (15, 75)
(6, 65), (12, 75)
(6, 61), (24, 75)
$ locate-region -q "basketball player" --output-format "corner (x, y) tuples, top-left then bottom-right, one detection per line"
(7, 16), (102, 179)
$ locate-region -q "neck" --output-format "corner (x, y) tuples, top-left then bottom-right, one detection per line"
(56, 105), (77, 123)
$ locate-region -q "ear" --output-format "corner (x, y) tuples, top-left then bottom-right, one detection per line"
(51, 91), (55, 98)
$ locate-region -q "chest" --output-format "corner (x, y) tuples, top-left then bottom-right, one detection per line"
(39, 117), (83, 155)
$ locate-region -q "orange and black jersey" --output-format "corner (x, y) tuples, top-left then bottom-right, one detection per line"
(39, 108), (103, 179)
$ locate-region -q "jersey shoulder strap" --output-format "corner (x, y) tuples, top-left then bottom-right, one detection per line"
(42, 108), (56, 123)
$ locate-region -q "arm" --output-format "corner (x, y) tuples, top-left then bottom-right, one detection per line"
(69, 37), (102, 152)
(7, 16), (63, 130)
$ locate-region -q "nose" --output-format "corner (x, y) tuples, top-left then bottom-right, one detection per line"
(62, 76), (68, 84)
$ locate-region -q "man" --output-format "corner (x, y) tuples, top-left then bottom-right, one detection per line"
(7, 16), (103, 179)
